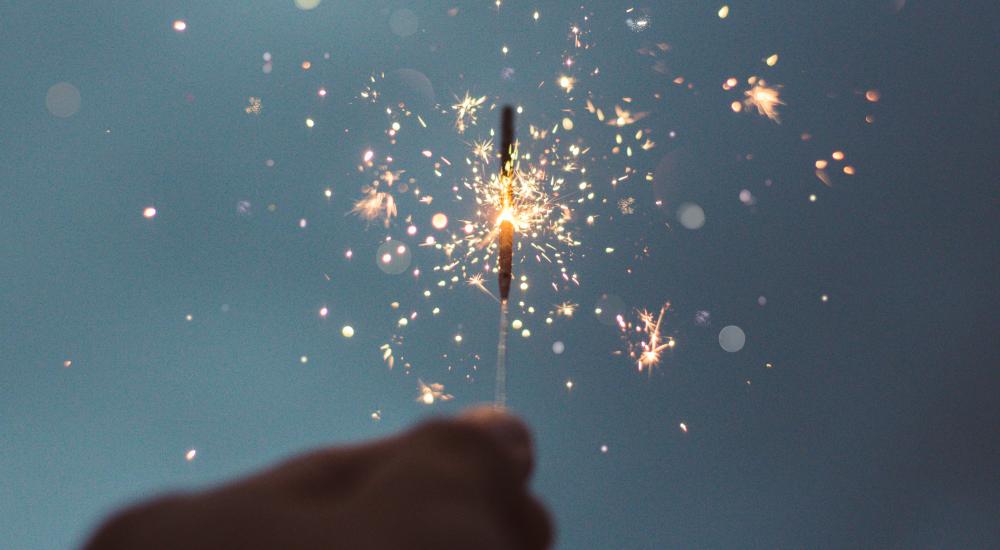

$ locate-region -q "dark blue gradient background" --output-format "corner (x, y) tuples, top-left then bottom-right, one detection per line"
(1, 2), (997, 548)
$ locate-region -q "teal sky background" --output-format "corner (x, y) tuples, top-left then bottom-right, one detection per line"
(2, 2), (997, 548)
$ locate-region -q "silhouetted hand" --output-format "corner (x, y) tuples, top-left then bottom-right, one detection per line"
(85, 407), (552, 549)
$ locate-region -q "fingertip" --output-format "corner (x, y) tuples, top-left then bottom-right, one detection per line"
(519, 494), (556, 550)
(458, 406), (534, 480)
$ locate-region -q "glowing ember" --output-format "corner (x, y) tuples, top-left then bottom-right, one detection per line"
(431, 213), (448, 229)
(417, 380), (453, 405)
(743, 79), (784, 122)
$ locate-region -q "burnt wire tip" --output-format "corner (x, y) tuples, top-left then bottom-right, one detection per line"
(500, 106), (514, 174)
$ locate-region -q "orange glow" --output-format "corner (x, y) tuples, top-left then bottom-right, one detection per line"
(431, 213), (448, 229)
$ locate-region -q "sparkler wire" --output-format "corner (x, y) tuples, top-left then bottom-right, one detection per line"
(495, 299), (509, 407)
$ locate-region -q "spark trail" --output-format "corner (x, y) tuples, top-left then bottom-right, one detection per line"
(496, 106), (515, 407)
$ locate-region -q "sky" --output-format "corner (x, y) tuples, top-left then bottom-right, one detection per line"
(1, 1), (998, 548)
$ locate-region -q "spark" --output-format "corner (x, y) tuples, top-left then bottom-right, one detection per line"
(618, 303), (675, 373)
(432, 126), (581, 299)
(452, 92), (488, 134)
(468, 273), (498, 300)
(244, 97), (262, 115)
(636, 304), (675, 371)
(609, 104), (648, 127)
(417, 380), (453, 405)
(379, 169), (404, 186)
(618, 196), (635, 214)
(743, 79), (784, 122)
(380, 344), (395, 369)
(556, 301), (578, 317)
(471, 138), (494, 164)
(351, 191), (397, 226)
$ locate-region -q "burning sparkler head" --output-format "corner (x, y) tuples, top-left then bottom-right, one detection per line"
(497, 106), (516, 302)
(498, 219), (514, 301)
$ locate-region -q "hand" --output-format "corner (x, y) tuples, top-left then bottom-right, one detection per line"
(85, 407), (553, 549)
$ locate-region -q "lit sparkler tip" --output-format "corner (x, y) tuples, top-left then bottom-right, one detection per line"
(497, 106), (516, 301)
(498, 219), (514, 300)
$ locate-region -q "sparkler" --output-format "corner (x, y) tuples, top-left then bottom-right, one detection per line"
(498, 106), (515, 303)
(495, 106), (515, 407)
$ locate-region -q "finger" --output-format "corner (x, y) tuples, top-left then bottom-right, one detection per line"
(246, 407), (534, 498)
(379, 407), (535, 497)
(240, 434), (409, 498)
(455, 406), (535, 484)
(502, 492), (554, 550)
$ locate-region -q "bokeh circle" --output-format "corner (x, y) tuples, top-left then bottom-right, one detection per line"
(294, 0), (321, 10)
(376, 240), (412, 275)
(46, 82), (81, 118)
(719, 325), (746, 352)
(389, 9), (419, 37)
(677, 203), (705, 230)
